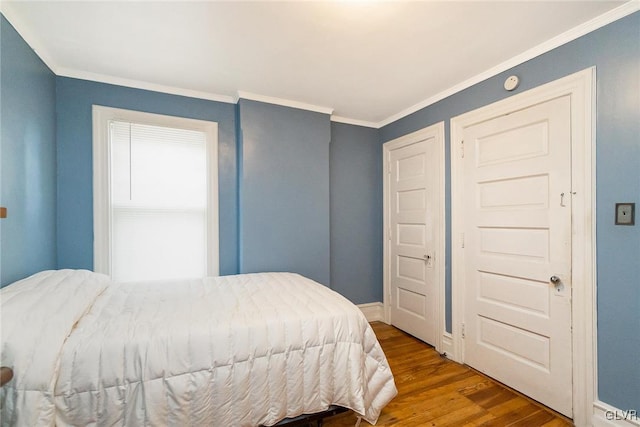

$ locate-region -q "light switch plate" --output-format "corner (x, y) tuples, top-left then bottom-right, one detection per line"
(615, 203), (635, 225)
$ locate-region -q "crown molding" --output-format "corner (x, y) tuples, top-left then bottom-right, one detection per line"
(330, 115), (378, 129)
(377, 1), (640, 128)
(57, 67), (236, 104)
(1, 4), (59, 74)
(1, 5), (236, 104)
(3, 1), (637, 128)
(237, 91), (334, 116)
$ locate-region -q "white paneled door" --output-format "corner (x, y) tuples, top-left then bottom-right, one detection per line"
(461, 96), (573, 417)
(386, 125), (443, 346)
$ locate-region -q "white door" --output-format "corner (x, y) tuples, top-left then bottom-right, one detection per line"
(386, 126), (442, 346)
(461, 96), (573, 417)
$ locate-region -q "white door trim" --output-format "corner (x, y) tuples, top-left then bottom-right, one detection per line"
(383, 122), (446, 352)
(450, 68), (596, 426)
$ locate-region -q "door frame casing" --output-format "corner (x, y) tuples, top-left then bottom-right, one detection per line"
(450, 68), (596, 426)
(383, 122), (446, 352)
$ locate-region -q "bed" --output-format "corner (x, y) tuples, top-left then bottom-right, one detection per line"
(0, 270), (397, 426)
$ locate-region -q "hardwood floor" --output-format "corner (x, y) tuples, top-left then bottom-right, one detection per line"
(323, 322), (573, 427)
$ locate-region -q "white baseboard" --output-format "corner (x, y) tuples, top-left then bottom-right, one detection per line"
(358, 302), (385, 323)
(592, 401), (639, 427)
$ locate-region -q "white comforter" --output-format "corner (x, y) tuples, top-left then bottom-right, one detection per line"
(1, 270), (397, 426)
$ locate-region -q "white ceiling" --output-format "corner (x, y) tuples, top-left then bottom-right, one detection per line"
(1, 1), (635, 127)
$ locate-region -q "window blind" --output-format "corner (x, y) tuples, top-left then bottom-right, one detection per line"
(109, 121), (208, 282)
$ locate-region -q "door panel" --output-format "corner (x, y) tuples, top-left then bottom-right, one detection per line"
(462, 96), (573, 417)
(388, 138), (438, 345)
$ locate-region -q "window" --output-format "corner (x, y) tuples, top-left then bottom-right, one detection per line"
(93, 106), (218, 282)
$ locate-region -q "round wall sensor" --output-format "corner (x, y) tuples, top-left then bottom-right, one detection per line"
(504, 75), (520, 91)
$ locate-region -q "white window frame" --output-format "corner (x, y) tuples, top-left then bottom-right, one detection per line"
(92, 105), (219, 278)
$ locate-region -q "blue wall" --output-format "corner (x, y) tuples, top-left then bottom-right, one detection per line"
(0, 16), (57, 286)
(330, 122), (382, 303)
(55, 78), (238, 275)
(238, 99), (331, 285)
(4, 6), (637, 414)
(381, 11), (640, 413)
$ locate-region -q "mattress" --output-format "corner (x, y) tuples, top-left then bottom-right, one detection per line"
(0, 270), (397, 426)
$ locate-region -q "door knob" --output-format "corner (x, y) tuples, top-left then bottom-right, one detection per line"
(550, 275), (564, 293)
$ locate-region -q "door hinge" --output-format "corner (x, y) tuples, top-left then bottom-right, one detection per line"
(388, 227), (392, 241)
(460, 140), (464, 158)
(461, 232), (465, 248)
(387, 161), (391, 175)
(461, 323), (466, 339)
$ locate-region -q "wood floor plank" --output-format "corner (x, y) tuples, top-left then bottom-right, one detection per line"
(462, 383), (520, 411)
(323, 322), (573, 427)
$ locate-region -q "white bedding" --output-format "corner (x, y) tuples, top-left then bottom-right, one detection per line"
(1, 270), (397, 426)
